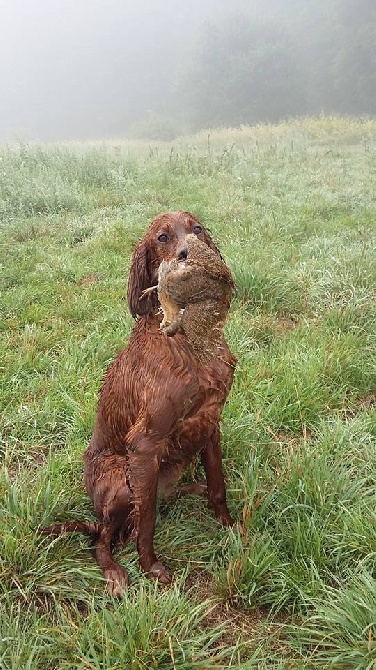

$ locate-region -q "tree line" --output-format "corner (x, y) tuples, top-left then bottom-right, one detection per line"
(129, 0), (376, 139)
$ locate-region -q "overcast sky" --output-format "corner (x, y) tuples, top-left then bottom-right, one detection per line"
(1, 0), (267, 143)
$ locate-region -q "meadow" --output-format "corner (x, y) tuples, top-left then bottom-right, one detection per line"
(0, 117), (375, 669)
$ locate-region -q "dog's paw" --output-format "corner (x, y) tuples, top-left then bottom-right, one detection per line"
(147, 561), (173, 585)
(104, 565), (129, 597)
(223, 515), (236, 527)
(217, 510), (236, 527)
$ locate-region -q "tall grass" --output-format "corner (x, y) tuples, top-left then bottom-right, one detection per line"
(1, 117), (375, 668)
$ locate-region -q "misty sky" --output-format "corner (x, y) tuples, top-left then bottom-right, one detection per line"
(0, 0), (290, 143)
(0, 0), (250, 142)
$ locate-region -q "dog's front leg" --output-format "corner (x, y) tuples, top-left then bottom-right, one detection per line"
(201, 426), (235, 527)
(128, 437), (172, 585)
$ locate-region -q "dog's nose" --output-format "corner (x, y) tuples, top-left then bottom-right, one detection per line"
(177, 246), (188, 260)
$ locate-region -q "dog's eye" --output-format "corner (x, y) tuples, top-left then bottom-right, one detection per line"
(158, 233), (169, 243)
(192, 225), (202, 234)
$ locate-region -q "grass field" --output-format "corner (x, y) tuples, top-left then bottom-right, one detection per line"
(0, 116), (375, 669)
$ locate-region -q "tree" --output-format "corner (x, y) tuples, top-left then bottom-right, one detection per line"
(176, 13), (307, 130)
(330, 0), (376, 115)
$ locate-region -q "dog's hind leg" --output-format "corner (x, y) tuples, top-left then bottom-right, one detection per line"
(40, 521), (101, 537)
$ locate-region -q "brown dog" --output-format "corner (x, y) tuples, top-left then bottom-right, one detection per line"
(42, 211), (236, 596)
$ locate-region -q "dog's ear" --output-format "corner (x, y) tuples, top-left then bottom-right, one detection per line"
(127, 241), (156, 317)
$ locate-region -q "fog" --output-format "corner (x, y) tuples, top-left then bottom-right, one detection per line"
(1, 0), (375, 143)
(1, 0), (232, 141)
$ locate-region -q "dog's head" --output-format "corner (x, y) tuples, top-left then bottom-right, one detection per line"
(127, 211), (221, 317)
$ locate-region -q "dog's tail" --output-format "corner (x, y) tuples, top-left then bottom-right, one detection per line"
(40, 521), (101, 538)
